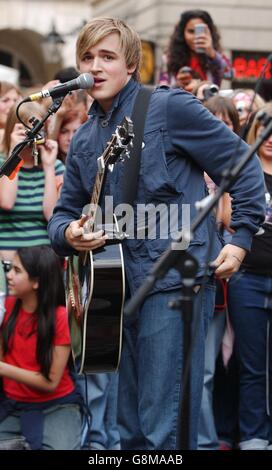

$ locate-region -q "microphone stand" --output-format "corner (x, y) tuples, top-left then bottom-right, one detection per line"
(0, 97), (64, 179)
(124, 112), (272, 450)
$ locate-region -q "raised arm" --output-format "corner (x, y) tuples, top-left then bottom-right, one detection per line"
(39, 139), (60, 221)
(0, 123), (26, 210)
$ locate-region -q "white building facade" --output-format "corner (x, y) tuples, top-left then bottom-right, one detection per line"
(90, 0), (272, 97)
(0, 0), (271, 95)
(0, 0), (92, 85)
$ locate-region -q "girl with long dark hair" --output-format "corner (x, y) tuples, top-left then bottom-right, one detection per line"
(159, 9), (232, 88)
(0, 245), (82, 450)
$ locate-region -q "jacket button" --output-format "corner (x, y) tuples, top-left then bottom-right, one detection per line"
(101, 119), (108, 127)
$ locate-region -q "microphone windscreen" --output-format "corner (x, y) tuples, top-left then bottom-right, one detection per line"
(77, 73), (94, 89)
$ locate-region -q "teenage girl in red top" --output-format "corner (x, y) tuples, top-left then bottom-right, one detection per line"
(0, 245), (82, 450)
(159, 9), (232, 89)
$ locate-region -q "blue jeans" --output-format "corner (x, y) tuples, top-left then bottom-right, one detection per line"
(197, 308), (226, 449)
(118, 281), (216, 450)
(228, 271), (272, 449)
(0, 403), (82, 450)
(78, 372), (120, 450)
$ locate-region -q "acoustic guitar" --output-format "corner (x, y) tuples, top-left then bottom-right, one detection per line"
(66, 117), (134, 374)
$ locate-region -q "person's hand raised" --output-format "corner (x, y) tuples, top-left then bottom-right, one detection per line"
(194, 25), (216, 59)
(39, 139), (58, 168)
(9, 123), (26, 153)
(55, 92), (78, 118)
(42, 79), (60, 91)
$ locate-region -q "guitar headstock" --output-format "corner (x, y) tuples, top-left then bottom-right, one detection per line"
(102, 117), (134, 168)
(116, 116), (134, 148)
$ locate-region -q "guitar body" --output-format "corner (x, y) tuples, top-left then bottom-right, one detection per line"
(67, 228), (125, 374)
(66, 116), (133, 374)
(83, 243), (125, 373)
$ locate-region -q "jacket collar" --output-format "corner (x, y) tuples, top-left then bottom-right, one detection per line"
(88, 78), (140, 120)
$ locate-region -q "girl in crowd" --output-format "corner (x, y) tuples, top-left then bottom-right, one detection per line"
(231, 88), (265, 137)
(204, 95), (240, 228)
(159, 9), (232, 89)
(0, 82), (21, 144)
(57, 109), (88, 164)
(47, 89), (90, 144)
(0, 102), (64, 264)
(228, 102), (272, 450)
(198, 95), (240, 450)
(0, 246), (82, 449)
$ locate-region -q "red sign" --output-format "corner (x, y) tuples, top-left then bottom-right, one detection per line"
(232, 51), (272, 81)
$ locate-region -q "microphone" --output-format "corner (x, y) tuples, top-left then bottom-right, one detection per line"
(24, 73), (94, 102)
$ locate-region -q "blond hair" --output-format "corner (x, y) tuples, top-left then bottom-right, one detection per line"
(232, 88), (266, 113)
(76, 17), (142, 81)
(246, 102), (272, 146)
(0, 81), (21, 99)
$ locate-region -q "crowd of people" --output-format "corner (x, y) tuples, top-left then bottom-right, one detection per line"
(0, 10), (271, 451)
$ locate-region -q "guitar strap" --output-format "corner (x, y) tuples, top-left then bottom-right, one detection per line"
(122, 86), (153, 207)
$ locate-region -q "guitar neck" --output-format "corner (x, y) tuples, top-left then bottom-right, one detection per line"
(85, 170), (106, 233)
(82, 118), (133, 233)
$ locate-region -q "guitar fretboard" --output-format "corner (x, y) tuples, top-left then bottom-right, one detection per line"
(84, 171), (105, 233)
(82, 117), (133, 237)
(84, 134), (116, 233)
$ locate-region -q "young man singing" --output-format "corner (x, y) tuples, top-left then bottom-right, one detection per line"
(48, 17), (265, 450)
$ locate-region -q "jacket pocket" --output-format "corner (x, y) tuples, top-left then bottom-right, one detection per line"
(74, 152), (97, 195)
(141, 129), (184, 201)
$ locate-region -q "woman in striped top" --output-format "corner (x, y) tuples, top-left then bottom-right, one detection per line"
(0, 102), (65, 264)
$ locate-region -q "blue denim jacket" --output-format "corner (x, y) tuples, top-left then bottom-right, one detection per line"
(48, 79), (265, 295)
